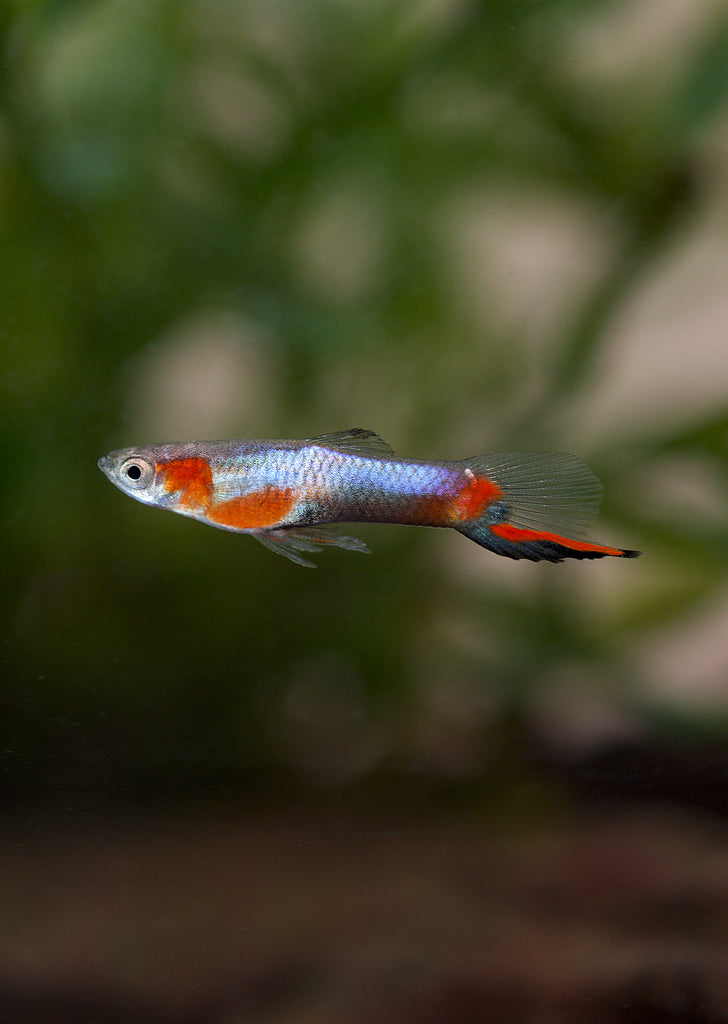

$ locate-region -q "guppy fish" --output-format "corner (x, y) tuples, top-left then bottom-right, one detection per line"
(98, 428), (640, 567)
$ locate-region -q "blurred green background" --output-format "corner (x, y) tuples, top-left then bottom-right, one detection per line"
(4, 1), (728, 1020)
(3, 0), (728, 804)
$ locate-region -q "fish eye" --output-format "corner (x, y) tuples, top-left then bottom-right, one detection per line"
(120, 457), (153, 488)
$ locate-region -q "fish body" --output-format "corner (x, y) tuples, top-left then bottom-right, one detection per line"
(98, 428), (640, 567)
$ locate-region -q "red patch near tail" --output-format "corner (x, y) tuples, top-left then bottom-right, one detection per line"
(491, 523), (629, 558)
(208, 488), (295, 530)
(452, 471), (503, 522)
(158, 458), (214, 511)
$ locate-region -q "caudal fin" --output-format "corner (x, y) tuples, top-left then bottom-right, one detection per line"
(454, 452), (641, 563)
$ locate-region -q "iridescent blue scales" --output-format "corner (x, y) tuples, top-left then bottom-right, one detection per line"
(99, 428), (640, 567)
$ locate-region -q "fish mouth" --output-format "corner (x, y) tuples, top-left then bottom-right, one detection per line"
(97, 455), (113, 477)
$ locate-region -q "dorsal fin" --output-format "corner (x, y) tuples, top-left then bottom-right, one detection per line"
(307, 428), (394, 458)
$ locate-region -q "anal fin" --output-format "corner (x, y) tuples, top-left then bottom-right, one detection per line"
(252, 525), (370, 568)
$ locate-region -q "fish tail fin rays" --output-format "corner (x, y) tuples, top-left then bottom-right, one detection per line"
(460, 521), (642, 561)
(252, 525), (370, 568)
(454, 452), (641, 563)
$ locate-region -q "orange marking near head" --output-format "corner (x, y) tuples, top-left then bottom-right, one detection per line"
(491, 523), (627, 557)
(207, 487), (295, 530)
(157, 458), (214, 511)
(452, 470), (503, 522)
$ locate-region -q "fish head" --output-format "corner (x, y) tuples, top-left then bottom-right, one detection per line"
(99, 442), (217, 516)
(98, 446), (169, 507)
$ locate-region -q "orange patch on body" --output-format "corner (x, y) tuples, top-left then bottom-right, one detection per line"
(207, 487), (295, 530)
(399, 494), (454, 527)
(158, 458), (214, 511)
(451, 470), (502, 522)
(491, 523), (626, 556)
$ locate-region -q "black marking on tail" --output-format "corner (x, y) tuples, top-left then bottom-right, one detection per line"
(458, 521), (641, 563)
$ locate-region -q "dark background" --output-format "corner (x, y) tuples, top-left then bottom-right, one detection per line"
(2, 1), (728, 1021)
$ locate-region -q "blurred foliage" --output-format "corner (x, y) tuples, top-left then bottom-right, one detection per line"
(2, 0), (728, 801)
